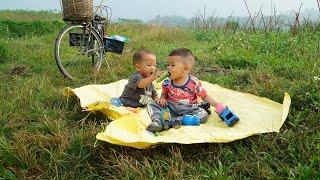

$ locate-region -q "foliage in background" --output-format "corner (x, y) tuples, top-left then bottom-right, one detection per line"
(117, 18), (143, 24)
(0, 40), (8, 63)
(0, 20), (65, 38)
(0, 10), (61, 21)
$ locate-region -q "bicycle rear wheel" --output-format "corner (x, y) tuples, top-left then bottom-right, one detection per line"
(54, 24), (104, 80)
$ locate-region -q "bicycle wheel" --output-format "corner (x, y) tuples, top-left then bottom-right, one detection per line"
(54, 24), (104, 80)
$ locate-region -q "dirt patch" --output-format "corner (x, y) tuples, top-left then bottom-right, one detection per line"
(10, 65), (28, 76)
(256, 73), (271, 83)
(193, 66), (231, 76)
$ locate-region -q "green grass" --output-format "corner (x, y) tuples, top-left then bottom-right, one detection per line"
(0, 10), (61, 22)
(0, 20), (65, 38)
(0, 10), (319, 179)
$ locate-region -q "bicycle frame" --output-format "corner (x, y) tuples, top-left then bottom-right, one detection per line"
(71, 21), (105, 56)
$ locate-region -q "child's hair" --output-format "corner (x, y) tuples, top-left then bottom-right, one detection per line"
(169, 48), (194, 57)
(169, 48), (195, 66)
(133, 49), (155, 65)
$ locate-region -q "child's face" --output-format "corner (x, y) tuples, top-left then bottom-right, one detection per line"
(167, 56), (191, 81)
(135, 54), (157, 78)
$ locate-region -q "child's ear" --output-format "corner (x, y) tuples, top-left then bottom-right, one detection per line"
(185, 64), (192, 71)
(135, 63), (140, 70)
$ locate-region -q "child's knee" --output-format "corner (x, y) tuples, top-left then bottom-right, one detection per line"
(198, 108), (209, 123)
(147, 101), (159, 108)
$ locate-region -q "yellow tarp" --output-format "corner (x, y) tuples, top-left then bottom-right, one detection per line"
(65, 79), (291, 149)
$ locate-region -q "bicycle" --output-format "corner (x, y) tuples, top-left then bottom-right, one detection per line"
(54, 3), (124, 80)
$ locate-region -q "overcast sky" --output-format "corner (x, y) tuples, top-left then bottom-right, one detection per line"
(0, 0), (319, 20)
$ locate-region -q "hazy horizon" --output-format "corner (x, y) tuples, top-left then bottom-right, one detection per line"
(0, 0), (319, 21)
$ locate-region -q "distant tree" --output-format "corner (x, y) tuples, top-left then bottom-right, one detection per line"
(225, 20), (239, 32)
(147, 15), (188, 27)
(118, 18), (143, 24)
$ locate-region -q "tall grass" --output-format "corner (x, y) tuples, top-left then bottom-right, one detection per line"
(0, 10), (319, 178)
(0, 10), (61, 22)
(0, 20), (65, 38)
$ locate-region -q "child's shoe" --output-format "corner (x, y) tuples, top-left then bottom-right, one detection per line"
(170, 116), (182, 128)
(147, 119), (163, 132)
(181, 115), (200, 126)
(199, 101), (211, 114)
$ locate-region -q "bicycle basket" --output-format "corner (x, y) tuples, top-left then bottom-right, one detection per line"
(69, 32), (89, 46)
(104, 38), (125, 54)
(61, 0), (93, 22)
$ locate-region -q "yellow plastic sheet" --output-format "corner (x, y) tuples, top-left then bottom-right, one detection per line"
(65, 80), (291, 149)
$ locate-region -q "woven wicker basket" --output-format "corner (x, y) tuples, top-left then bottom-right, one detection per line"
(62, 0), (93, 22)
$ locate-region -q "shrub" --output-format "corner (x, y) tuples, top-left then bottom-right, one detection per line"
(0, 41), (8, 63)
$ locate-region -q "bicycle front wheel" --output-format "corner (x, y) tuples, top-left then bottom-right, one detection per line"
(54, 24), (104, 80)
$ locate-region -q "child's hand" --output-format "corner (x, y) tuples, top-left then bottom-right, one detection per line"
(215, 103), (226, 114)
(152, 70), (163, 79)
(155, 71), (169, 83)
(157, 98), (167, 107)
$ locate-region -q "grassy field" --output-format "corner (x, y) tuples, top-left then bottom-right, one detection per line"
(0, 10), (319, 179)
